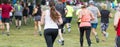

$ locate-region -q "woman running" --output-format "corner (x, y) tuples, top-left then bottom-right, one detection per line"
(100, 3), (112, 41)
(41, 1), (63, 47)
(65, 1), (74, 33)
(14, 1), (23, 29)
(76, 4), (82, 32)
(23, 3), (29, 25)
(78, 4), (94, 47)
(114, 6), (120, 47)
(32, 4), (42, 36)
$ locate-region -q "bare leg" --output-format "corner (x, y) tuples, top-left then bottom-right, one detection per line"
(92, 28), (99, 43)
(38, 21), (42, 36)
(34, 21), (38, 36)
(15, 20), (18, 27)
(24, 16), (27, 25)
(5, 23), (10, 36)
(66, 23), (71, 32)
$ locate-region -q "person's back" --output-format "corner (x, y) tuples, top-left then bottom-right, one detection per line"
(66, 5), (74, 17)
(100, 10), (110, 23)
(2, 4), (12, 18)
(1, 1), (13, 36)
(80, 9), (92, 27)
(14, 4), (23, 16)
(88, 6), (98, 23)
(55, 2), (66, 19)
(44, 10), (58, 29)
(29, 4), (33, 15)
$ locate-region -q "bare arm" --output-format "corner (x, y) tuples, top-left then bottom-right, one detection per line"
(90, 11), (95, 20)
(57, 11), (63, 24)
(32, 8), (38, 15)
(97, 9), (101, 17)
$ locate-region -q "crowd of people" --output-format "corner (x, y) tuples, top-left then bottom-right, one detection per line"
(0, 0), (120, 47)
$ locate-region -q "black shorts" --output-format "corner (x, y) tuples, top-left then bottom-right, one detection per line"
(15, 16), (22, 20)
(58, 19), (66, 29)
(23, 15), (28, 17)
(2, 18), (10, 23)
(66, 17), (72, 23)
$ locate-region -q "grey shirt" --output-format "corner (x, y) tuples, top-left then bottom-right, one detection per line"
(88, 6), (99, 23)
(55, 3), (66, 19)
(14, 4), (23, 16)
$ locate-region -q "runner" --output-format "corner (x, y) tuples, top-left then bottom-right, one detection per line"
(65, 1), (74, 32)
(100, 3), (112, 41)
(114, 6), (120, 47)
(76, 4), (82, 31)
(32, 4), (42, 36)
(55, 0), (66, 45)
(1, 0), (13, 36)
(28, 3), (34, 21)
(41, 1), (63, 47)
(23, 3), (29, 25)
(14, 1), (23, 29)
(78, 4), (94, 47)
(87, 1), (101, 43)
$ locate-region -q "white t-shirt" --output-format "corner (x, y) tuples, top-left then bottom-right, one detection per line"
(44, 10), (58, 29)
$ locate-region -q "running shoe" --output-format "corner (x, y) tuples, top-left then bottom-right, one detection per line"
(39, 31), (42, 36)
(57, 39), (64, 46)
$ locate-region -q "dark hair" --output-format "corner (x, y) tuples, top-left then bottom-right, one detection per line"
(49, 1), (60, 23)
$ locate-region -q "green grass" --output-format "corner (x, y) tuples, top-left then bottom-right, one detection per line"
(0, 7), (116, 47)
(0, 17), (116, 47)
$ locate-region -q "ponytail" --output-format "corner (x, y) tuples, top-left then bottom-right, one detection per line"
(50, 6), (60, 23)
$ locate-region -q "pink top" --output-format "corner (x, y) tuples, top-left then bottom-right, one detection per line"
(79, 9), (92, 27)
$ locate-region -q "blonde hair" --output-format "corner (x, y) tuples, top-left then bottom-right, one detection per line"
(101, 3), (107, 10)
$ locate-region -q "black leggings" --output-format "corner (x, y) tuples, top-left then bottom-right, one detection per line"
(79, 27), (91, 46)
(44, 29), (58, 47)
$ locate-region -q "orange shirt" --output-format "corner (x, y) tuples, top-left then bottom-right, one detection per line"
(62, 0), (66, 2)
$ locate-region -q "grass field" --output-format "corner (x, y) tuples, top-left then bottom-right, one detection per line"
(0, 17), (116, 47)
(0, 7), (116, 47)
